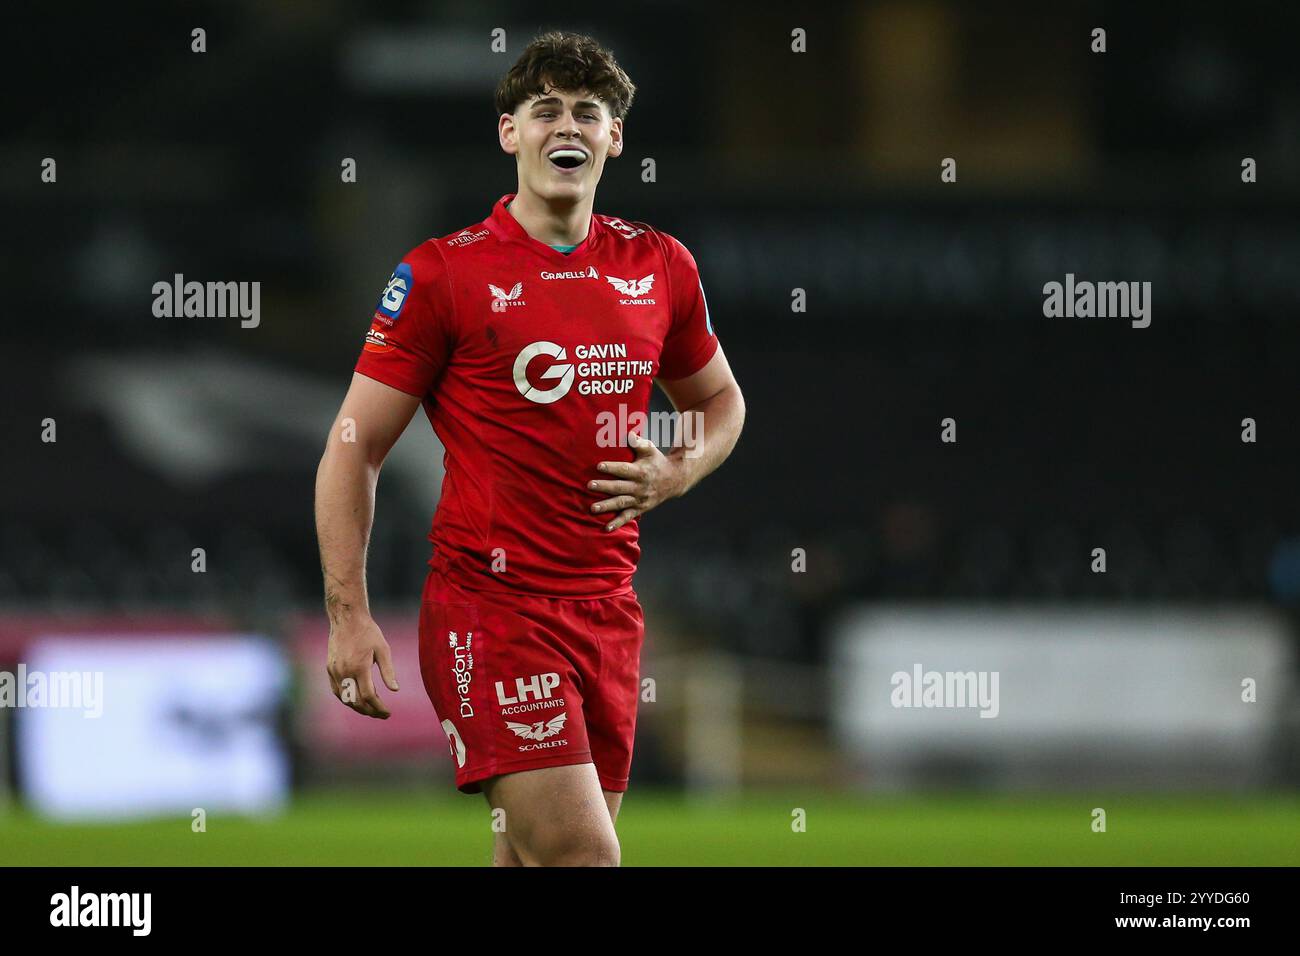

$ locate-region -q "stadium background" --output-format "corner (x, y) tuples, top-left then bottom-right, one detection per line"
(2, 1), (1299, 865)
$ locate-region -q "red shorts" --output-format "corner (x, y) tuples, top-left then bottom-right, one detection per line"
(417, 568), (645, 793)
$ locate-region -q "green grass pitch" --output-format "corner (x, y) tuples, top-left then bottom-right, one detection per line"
(2, 791), (1297, 866)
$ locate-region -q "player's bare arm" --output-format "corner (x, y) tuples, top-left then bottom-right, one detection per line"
(589, 346), (745, 531)
(316, 372), (421, 718)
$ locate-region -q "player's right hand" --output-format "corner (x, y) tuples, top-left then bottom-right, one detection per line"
(326, 615), (400, 719)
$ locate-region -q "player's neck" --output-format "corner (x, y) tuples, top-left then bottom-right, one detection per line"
(507, 188), (593, 248)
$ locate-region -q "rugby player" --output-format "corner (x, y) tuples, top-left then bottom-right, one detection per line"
(316, 30), (744, 866)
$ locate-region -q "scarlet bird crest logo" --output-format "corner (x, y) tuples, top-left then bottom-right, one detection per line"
(505, 712), (568, 741)
(604, 273), (655, 298)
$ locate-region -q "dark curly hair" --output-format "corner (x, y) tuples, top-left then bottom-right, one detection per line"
(494, 30), (636, 121)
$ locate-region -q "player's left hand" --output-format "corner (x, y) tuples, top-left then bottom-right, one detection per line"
(589, 433), (686, 532)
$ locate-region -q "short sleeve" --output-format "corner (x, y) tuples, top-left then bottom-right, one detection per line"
(353, 245), (454, 397)
(656, 232), (720, 381)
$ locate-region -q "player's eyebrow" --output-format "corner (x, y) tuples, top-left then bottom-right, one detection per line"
(530, 96), (604, 113)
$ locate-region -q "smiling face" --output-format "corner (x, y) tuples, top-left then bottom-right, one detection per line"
(499, 85), (623, 206)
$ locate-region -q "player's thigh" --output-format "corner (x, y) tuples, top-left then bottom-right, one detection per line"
(482, 763), (618, 866)
(485, 793), (614, 867)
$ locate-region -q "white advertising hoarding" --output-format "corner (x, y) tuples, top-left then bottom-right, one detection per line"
(831, 606), (1292, 788)
(15, 635), (290, 820)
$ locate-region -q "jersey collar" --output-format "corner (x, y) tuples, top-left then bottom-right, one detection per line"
(488, 193), (603, 259)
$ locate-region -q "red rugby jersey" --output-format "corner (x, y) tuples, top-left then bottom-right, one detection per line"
(354, 193), (719, 597)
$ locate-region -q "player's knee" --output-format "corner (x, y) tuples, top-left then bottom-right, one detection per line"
(586, 835), (621, 868)
(493, 835), (524, 867)
(520, 826), (620, 867)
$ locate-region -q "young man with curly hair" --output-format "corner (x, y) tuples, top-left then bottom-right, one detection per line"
(316, 30), (744, 866)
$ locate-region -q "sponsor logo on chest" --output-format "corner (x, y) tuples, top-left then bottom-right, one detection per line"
(512, 341), (655, 404)
(605, 273), (656, 305)
(487, 271), (657, 311)
(488, 281), (525, 310)
(540, 266), (599, 281)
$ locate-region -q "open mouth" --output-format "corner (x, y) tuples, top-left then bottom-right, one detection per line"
(548, 148), (588, 171)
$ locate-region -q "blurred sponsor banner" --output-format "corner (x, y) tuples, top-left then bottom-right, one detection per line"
(0, 614), (236, 664)
(16, 634), (289, 820)
(832, 606), (1293, 789)
(291, 612), (448, 765)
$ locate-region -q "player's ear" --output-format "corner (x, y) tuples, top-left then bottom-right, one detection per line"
(499, 113), (519, 156)
(607, 117), (624, 159)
